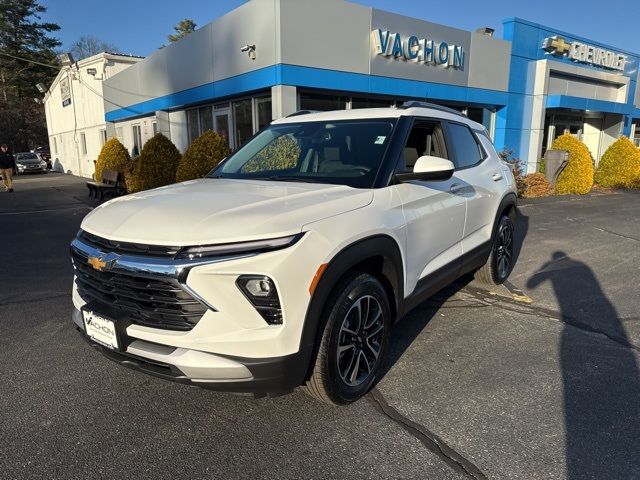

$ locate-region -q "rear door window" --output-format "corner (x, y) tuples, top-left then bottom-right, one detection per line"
(447, 123), (484, 169)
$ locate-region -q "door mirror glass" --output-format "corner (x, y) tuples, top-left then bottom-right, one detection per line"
(395, 155), (454, 182)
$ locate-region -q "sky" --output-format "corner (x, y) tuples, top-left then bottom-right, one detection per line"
(40, 0), (640, 57)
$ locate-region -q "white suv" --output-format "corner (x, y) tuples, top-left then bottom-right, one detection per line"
(70, 102), (517, 404)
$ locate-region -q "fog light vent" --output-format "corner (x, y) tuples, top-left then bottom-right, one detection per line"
(236, 275), (283, 325)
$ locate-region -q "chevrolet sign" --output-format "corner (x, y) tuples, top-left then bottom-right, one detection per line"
(543, 35), (627, 72)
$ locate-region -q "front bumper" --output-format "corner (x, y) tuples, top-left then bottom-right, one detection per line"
(70, 231), (333, 394)
(73, 307), (310, 394)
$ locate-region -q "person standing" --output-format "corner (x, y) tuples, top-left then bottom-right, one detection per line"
(0, 144), (15, 192)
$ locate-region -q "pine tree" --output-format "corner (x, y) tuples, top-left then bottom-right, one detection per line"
(0, 0), (60, 151)
(167, 19), (196, 43)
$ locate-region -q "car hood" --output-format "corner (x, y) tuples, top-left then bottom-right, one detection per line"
(81, 178), (373, 245)
(17, 159), (41, 164)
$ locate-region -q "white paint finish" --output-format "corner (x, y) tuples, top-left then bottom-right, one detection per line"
(458, 135), (509, 252)
(392, 178), (465, 285)
(81, 179), (374, 245)
(43, 53), (140, 177)
(73, 106), (515, 365)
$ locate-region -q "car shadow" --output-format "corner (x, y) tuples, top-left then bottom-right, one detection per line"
(527, 252), (640, 478)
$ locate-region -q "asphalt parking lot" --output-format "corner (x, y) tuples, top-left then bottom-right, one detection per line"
(1, 173), (639, 479)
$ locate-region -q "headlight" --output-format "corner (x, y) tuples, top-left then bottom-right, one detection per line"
(17, 163), (25, 168)
(175, 233), (303, 260)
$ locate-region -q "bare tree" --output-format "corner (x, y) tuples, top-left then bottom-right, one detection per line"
(70, 35), (118, 60)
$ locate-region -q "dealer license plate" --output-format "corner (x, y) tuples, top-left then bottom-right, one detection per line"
(83, 310), (119, 350)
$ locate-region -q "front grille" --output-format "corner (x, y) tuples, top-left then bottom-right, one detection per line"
(79, 231), (181, 257)
(71, 250), (207, 331)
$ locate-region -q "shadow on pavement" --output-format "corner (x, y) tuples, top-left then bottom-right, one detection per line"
(528, 252), (640, 478)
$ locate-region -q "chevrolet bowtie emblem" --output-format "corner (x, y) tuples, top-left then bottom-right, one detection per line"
(542, 36), (572, 56)
(88, 256), (107, 271)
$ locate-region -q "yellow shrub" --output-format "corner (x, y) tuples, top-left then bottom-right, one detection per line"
(176, 130), (230, 182)
(125, 134), (181, 193)
(550, 134), (594, 195)
(94, 138), (131, 182)
(595, 136), (640, 188)
(521, 173), (553, 198)
(241, 135), (300, 173)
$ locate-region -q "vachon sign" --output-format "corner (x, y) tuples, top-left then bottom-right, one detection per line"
(372, 28), (465, 69)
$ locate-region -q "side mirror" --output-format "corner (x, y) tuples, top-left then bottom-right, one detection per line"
(395, 155), (455, 182)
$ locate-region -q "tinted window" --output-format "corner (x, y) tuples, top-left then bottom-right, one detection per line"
(448, 123), (483, 169)
(397, 121), (448, 173)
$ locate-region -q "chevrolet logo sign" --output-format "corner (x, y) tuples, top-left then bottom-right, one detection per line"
(88, 256), (107, 271)
(542, 36), (572, 56)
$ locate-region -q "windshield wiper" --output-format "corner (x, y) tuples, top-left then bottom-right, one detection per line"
(265, 175), (318, 183)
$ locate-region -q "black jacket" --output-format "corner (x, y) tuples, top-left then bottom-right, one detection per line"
(0, 151), (15, 169)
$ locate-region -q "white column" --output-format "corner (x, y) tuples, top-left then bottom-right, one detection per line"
(271, 85), (298, 120)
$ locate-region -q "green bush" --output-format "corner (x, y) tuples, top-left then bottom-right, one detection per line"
(241, 135), (300, 173)
(521, 173), (553, 198)
(550, 134), (594, 195)
(125, 134), (181, 193)
(176, 130), (230, 182)
(595, 136), (640, 188)
(94, 138), (131, 182)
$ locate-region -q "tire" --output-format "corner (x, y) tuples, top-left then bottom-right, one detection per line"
(304, 272), (391, 405)
(474, 214), (515, 285)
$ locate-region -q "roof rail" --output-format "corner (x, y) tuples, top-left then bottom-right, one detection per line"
(399, 101), (467, 118)
(285, 110), (317, 118)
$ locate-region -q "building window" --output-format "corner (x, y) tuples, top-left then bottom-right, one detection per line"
(199, 106), (213, 133)
(255, 96), (272, 131)
(300, 92), (348, 111)
(351, 97), (394, 109)
(80, 132), (87, 155)
(233, 99), (253, 147)
(187, 109), (199, 144)
(152, 122), (158, 136)
(99, 129), (107, 147)
(116, 127), (123, 143)
(132, 124), (142, 156)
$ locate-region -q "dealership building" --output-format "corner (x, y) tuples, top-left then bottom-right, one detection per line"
(46, 0), (640, 177)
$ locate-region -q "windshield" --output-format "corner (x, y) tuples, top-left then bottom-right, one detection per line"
(211, 119), (396, 188)
(17, 153), (39, 161)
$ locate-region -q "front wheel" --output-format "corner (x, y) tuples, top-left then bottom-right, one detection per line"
(475, 214), (515, 285)
(304, 273), (391, 405)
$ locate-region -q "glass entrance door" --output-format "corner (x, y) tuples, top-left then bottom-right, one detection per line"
(214, 110), (233, 150)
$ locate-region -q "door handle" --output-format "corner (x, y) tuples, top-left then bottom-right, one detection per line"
(492, 172), (503, 181)
(450, 183), (464, 194)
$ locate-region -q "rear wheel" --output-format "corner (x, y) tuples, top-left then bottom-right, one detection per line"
(474, 215), (515, 285)
(304, 272), (391, 405)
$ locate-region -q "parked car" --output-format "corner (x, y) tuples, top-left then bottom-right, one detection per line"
(15, 152), (48, 174)
(69, 102), (517, 404)
(33, 146), (52, 170)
